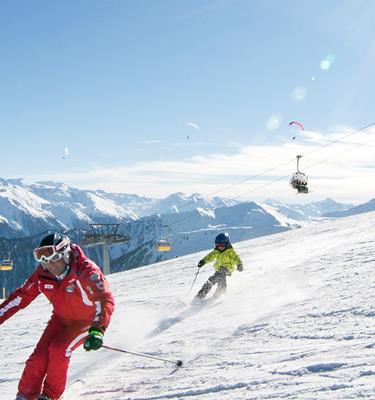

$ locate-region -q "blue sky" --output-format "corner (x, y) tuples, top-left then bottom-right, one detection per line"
(1, 0), (375, 203)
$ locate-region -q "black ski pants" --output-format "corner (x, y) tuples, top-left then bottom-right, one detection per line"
(197, 267), (231, 299)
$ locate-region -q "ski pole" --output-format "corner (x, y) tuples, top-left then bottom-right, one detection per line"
(102, 345), (183, 367)
(188, 267), (200, 293)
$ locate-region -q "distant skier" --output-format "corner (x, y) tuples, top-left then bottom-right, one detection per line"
(0, 232), (115, 400)
(195, 232), (243, 300)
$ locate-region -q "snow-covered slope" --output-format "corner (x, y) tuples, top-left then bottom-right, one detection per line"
(2, 211), (375, 399)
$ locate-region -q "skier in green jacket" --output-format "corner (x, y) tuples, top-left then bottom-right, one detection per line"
(195, 232), (243, 300)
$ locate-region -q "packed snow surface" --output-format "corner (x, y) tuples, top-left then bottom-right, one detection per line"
(1, 211), (375, 399)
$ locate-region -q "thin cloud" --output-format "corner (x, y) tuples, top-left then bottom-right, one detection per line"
(26, 126), (375, 203)
(142, 139), (162, 144)
(171, 141), (205, 147)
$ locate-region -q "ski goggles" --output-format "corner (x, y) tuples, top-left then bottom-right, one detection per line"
(33, 238), (70, 264)
(216, 243), (226, 250)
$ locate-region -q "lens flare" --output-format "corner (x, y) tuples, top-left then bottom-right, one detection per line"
(292, 86), (307, 102)
(320, 54), (335, 71)
(266, 114), (282, 130)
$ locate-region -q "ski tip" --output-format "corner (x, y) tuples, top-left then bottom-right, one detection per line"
(190, 297), (205, 306)
(176, 360), (183, 367)
(191, 296), (217, 307)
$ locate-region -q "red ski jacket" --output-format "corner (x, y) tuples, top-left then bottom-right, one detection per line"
(0, 244), (114, 331)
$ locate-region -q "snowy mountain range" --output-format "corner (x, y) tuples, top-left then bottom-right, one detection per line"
(324, 197), (375, 218)
(0, 178), (140, 238)
(265, 197), (354, 220)
(0, 177), (369, 297)
(0, 178), (241, 239)
(2, 210), (375, 399)
(0, 178), (353, 240)
(1, 199), (300, 295)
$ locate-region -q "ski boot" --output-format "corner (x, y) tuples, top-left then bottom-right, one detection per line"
(196, 281), (212, 299)
(213, 286), (226, 298)
(38, 395), (52, 400)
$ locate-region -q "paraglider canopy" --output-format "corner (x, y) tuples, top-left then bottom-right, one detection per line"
(186, 122), (200, 132)
(288, 121), (304, 131)
(289, 121), (304, 140)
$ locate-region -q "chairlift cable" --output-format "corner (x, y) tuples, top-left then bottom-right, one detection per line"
(161, 121), (375, 226)
(119, 121), (375, 250)
(234, 131), (375, 200)
(161, 121), (375, 215)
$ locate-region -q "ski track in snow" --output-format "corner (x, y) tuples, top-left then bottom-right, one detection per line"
(1, 212), (375, 399)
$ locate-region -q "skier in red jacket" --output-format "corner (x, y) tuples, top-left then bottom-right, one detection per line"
(0, 232), (115, 400)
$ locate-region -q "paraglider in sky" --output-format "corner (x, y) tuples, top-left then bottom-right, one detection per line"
(62, 146), (69, 159)
(289, 121), (304, 140)
(186, 122), (200, 132)
(289, 121), (304, 131)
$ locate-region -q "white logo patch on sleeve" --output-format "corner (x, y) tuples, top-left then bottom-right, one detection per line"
(44, 284), (54, 290)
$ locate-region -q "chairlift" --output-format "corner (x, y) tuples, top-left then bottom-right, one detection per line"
(290, 155), (309, 194)
(156, 239), (172, 252)
(0, 254), (13, 271)
(156, 223), (172, 252)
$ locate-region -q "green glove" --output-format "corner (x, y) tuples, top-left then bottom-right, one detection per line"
(83, 327), (104, 351)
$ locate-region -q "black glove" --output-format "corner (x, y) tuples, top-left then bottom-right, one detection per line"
(197, 260), (205, 268)
(237, 264), (243, 272)
(83, 327), (104, 351)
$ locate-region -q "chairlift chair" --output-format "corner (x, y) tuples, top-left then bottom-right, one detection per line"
(155, 223), (173, 252)
(290, 155), (309, 194)
(0, 259), (13, 271)
(156, 239), (172, 252)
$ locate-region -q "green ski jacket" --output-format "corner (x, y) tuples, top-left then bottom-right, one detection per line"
(202, 246), (243, 274)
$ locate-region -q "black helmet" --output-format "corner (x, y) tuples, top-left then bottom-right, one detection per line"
(37, 232), (71, 264)
(39, 232), (70, 248)
(215, 232), (230, 250)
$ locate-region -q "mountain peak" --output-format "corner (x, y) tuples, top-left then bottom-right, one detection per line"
(34, 180), (69, 189)
(0, 178), (25, 186)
